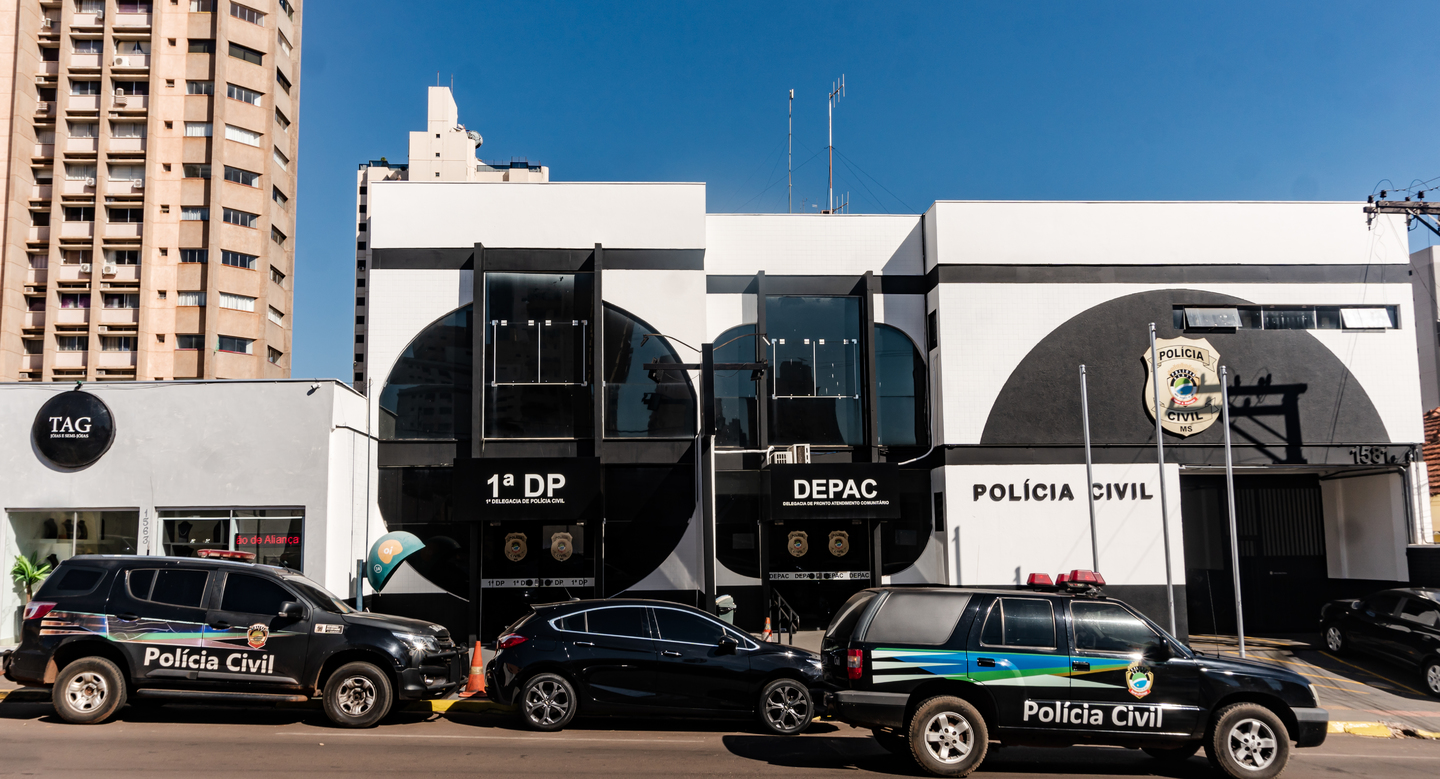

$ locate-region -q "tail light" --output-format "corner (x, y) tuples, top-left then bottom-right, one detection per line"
(846, 648), (865, 680)
(497, 633), (528, 650)
(23, 601), (56, 621)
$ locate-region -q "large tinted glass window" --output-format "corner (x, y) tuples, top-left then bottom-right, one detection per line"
(484, 273), (593, 439)
(767, 296), (863, 445)
(602, 303), (695, 438)
(220, 573), (293, 615)
(825, 591), (877, 642)
(714, 324), (759, 448)
(48, 567), (104, 595)
(1364, 594), (1401, 616)
(379, 305), (473, 440)
(875, 324), (927, 447)
(981, 598), (1055, 648)
(150, 569), (208, 608)
(583, 606), (648, 638)
(653, 608), (728, 645)
(1071, 601), (1158, 653)
(865, 592), (969, 646)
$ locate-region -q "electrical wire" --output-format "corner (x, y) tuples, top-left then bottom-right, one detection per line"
(833, 147), (918, 213)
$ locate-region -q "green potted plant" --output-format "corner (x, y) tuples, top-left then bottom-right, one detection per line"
(11, 553), (52, 604)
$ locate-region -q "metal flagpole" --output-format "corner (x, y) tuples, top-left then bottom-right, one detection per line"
(1220, 365), (1246, 658)
(1148, 323), (1178, 635)
(1080, 365), (1099, 572)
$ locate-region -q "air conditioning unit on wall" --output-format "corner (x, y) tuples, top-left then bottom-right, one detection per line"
(101, 264), (117, 276)
(113, 56), (127, 67)
(79, 263), (92, 273)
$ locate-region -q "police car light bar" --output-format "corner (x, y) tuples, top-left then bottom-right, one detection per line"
(1065, 569), (1105, 586)
(197, 549), (257, 562)
(1025, 573), (1054, 587)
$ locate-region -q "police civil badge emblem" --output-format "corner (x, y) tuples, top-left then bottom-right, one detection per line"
(1142, 336), (1221, 437)
(504, 532), (528, 562)
(1126, 661), (1154, 699)
(551, 532), (573, 562)
(828, 530), (850, 557)
(787, 530), (809, 557)
(246, 623), (269, 649)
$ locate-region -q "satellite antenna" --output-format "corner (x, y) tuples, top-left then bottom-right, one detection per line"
(828, 75), (844, 214)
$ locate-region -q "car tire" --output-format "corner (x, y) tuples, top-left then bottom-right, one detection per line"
(1143, 742), (1201, 762)
(1204, 703), (1290, 779)
(519, 673), (577, 732)
(1323, 625), (1348, 654)
(758, 678), (812, 735)
(908, 696), (989, 777)
(1424, 659), (1440, 698)
(322, 661), (393, 729)
(51, 656), (127, 724)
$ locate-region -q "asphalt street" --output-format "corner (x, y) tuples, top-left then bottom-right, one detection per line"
(1, 697), (1438, 778)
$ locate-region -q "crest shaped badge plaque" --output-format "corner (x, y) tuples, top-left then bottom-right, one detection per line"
(1143, 336), (1222, 437)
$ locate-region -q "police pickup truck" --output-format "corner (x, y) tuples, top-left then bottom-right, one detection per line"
(822, 572), (1326, 778)
(2, 554), (465, 727)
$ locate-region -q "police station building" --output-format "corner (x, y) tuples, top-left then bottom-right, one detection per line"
(353, 90), (1436, 644)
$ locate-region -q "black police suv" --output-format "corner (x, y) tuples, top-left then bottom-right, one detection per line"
(822, 575), (1327, 779)
(485, 598), (824, 734)
(1321, 587), (1440, 696)
(2, 555), (465, 727)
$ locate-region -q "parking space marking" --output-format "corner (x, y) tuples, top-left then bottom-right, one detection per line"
(274, 730), (708, 744)
(1320, 652), (1426, 696)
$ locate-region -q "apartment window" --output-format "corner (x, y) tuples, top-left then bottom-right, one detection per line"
(29, 254), (48, 269)
(358, 223), (367, 232)
(270, 266), (285, 286)
(70, 80), (101, 96)
(221, 250), (257, 269)
(272, 186), (288, 206)
(34, 168), (53, 185)
(177, 290), (205, 307)
(186, 80), (213, 95)
(225, 124), (261, 147)
(356, 316), (364, 325)
(184, 121), (212, 137)
(64, 206), (95, 222)
(102, 336), (137, 352)
(227, 83), (263, 106)
(275, 69), (291, 94)
(230, 2), (263, 25)
(356, 297), (365, 307)
(356, 278), (366, 288)
(219, 292), (256, 312)
(27, 297), (45, 311)
(65, 163), (96, 181)
(182, 163), (211, 178)
(188, 39), (216, 54)
(222, 208), (258, 228)
(68, 121), (97, 138)
(181, 207), (209, 221)
(111, 122), (147, 138)
(36, 128), (56, 145)
(218, 335), (253, 354)
(267, 346), (282, 364)
(73, 39), (103, 54)
(108, 250), (140, 265)
(180, 249), (207, 264)
(23, 339), (43, 354)
(224, 165), (260, 187)
(114, 39), (150, 55)
(272, 147), (289, 170)
(58, 336), (89, 351)
(357, 241), (366, 250)
(228, 42), (263, 66)
(271, 226), (287, 246)
(277, 31), (293, 58)
(104, 293), (140, 309)
(113, 81), (149, 96)
(176, 335), (202, 350)
(108, 208), (144, 223)
(189, 0), (214, 12)
(267, 306), (284, 325)
(108, 164), (145, 181)
(274, 109), (290, 133)
(63, 250), (87, 264)
(41, 47), (59, 63)
(117, 2), (152, 12)
(278, 0), (293, 20)
(32, 211), (50, 227)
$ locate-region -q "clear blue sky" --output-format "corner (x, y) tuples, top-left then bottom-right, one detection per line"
(292, 1), (1440, 380)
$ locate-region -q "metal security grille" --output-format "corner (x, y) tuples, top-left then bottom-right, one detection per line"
(1234, 479), (1326, 558)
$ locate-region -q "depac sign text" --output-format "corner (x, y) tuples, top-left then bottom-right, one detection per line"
(793, 478), (879, 500)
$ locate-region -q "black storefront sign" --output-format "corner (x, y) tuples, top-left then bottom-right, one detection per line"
(767, 463), (901, 520)
(457, 457), (601, 521)
(32, 390), (116, 469)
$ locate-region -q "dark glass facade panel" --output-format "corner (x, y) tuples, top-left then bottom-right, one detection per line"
(714, 325), (759, 448)
(601, 465), (697, 595)
(484, 273), (593, 439)
(875, 324), (928, 447)
(377, 467), (459, 526)
(602, 304), (696, 438)
(1262, 308), (1316, 330)
(378, 306), (473, 440)
(767, 296), (863, 445)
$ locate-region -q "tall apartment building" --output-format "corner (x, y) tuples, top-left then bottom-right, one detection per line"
(0, 0), (301, 382)
(352, 86), (545, 387)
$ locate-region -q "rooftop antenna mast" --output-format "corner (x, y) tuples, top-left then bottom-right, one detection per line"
(788, 89), (794, 214)
(828, 75), (844, 214)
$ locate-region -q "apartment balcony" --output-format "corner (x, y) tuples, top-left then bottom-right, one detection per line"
(111, 95), (148, 111)
(54, 264), (93, 282)
(33, 143), (54, 158)
(28, 226), (50, 241)
(61, 178), (96, 195)
(72, 12), (104, 28)
(31, 185), (52, 200)
(108, 137), (146, 153)
(98, 308), (139, 326)
(107, 264), (140, 282)
(39, 62), (58, 76)
(65, 137), (99, 153)
(28, 269), (47, 284)
(69, 96), (100, 111)
(54, 309), (89, 326)
(22, 354), (43, 371)
(60, 221), (94, 239)
(115, 13), (152, 29)
(104, 179), (145, 195)
(70, 54), (101, 69)
(105, 222), (142, 239)
(111, 54), (150, 70)
(23, 311), (46, 328)
(52, 352), (86, 369)
(97, 351), (137, 369)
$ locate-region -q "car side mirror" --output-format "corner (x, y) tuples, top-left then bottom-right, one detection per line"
(717, 636), (738, 655)
(278, 601), (304, 619)
(1142, 640), (1172, 662)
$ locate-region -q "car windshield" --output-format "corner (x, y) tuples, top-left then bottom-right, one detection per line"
(282, 573), (356, 614)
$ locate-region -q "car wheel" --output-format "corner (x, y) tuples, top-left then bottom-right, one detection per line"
(51, 656), (127, 724)
(1205, 703), (1290, 779)
(322, 661), (393, 728)
(908, 696), (989, 777)
(1143, 742), (1201, 762)
(520, 673), (577, 732)
(1324, 625), (1347, 654)
(759, 678), (812, 735)
(1424, 660), (1440, 698)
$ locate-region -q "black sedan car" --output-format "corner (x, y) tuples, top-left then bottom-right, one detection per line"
(485, 598), (824, 734)
(1320, 587), (1440, 696)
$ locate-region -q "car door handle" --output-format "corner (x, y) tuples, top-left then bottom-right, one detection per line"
(1073, 661), (1090, 671)
(661, 650), (681, 657)
(209, 621), (230, 630)
(574, 641), (595, 647)
(977, 657), (996, 667)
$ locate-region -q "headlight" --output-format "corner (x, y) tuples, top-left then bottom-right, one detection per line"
(394, 632), (439, 654)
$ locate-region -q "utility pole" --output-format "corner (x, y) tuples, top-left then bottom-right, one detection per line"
(1364, 192), (1440, 237)
(788, 89), (794, 214)
(828, 75), (844, 213)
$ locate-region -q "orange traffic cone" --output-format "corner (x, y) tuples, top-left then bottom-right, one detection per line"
(761, 617), (773, 643)
(459, 641), (487, 698)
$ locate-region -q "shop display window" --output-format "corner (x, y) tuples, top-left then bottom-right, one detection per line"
(159, 508), (304, 570)
(7, 511), (140, 572)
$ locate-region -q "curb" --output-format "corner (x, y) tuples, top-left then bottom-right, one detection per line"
(1328, 721), (1397, 738)
(0, 687), (511, 715)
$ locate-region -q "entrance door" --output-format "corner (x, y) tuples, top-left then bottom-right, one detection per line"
(768, 518), (873, 629)
(480, 520), (594, 639)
